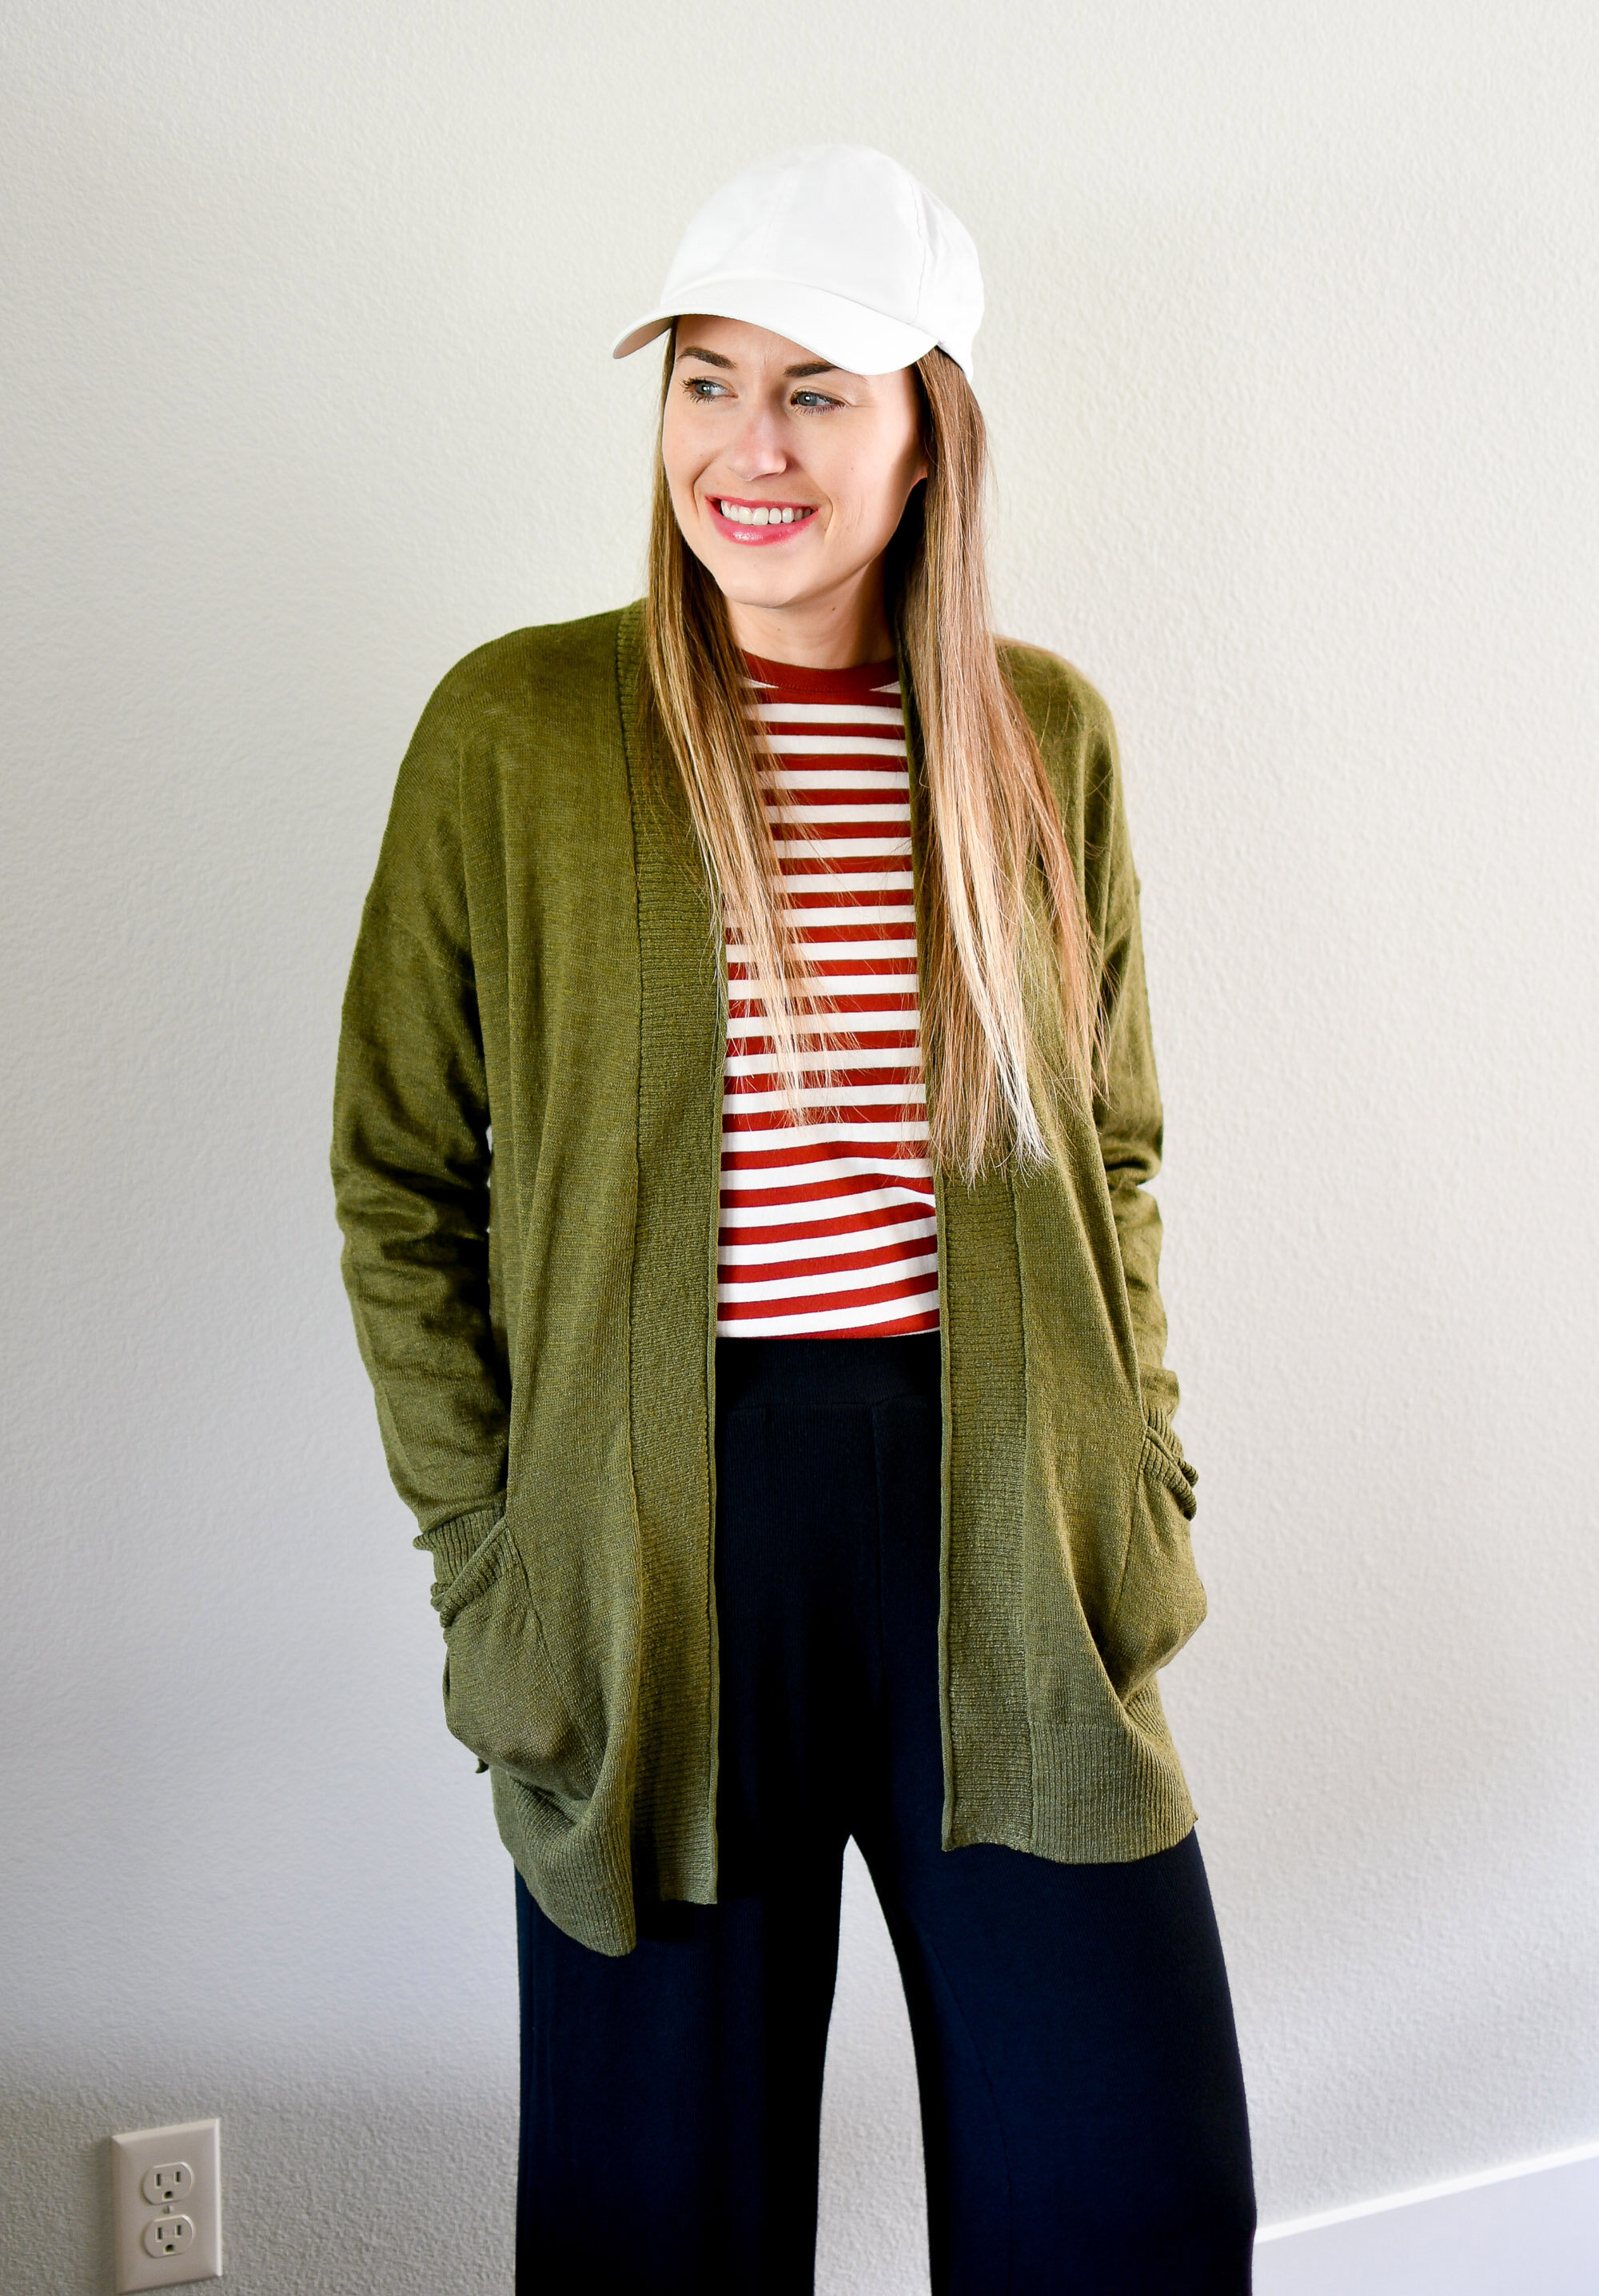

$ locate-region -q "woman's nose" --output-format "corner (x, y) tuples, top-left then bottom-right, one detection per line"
(726, 405), (790, 481)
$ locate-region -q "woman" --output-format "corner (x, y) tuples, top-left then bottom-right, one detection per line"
(332, 144), (1255, 2294)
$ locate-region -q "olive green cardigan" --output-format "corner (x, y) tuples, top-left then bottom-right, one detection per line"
(330, 600), (1207, 1957)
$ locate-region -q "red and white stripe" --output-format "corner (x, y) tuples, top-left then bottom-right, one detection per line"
(716, 653), (940, 1339)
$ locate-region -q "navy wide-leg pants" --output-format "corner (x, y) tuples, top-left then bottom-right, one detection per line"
(515, 1331), (1255, 2294)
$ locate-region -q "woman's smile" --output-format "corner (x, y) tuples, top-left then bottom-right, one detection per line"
(705, 493), (819, 544)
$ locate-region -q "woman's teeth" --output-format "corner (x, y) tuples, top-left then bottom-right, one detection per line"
(717, 501), (812, 526)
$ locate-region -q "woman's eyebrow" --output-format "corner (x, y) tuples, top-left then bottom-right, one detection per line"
(674, 345), (843, 381)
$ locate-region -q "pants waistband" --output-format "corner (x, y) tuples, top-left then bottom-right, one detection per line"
(714, 1330), (942, 1415)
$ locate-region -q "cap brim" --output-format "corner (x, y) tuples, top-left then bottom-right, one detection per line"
(611, 275), (937, 377)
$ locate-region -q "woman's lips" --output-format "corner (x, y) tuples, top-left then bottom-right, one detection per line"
(706, 496), (819, 546)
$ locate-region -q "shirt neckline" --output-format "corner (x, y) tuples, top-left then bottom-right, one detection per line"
(741, 649), (899, 696)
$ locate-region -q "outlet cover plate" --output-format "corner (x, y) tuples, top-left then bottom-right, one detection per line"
(110, 2118), (222, 2291)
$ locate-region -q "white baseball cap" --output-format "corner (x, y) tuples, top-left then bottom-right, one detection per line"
(611, 144), (983, 381)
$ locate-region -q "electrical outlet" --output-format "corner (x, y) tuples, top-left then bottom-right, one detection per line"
(143, 2215), (194, 2258)
(110, 2118), (222, 2291)
(142, 2162), (194, 2208)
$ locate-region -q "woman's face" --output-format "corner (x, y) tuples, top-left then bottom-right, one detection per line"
(660, 314), (928, 641)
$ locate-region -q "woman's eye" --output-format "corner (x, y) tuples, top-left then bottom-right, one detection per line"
(684, 377), (729, 400)
(793, 390), (842, 410)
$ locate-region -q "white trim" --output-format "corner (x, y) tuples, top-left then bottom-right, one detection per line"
(1257, 2135), (1599, 2242)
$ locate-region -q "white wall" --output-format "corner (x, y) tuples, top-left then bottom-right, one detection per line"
(3, 2), (1596, 2287)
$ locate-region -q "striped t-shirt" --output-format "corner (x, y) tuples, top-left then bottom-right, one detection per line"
(716, 652), (939, 1340)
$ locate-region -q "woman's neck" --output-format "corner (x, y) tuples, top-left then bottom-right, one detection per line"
(723, 568), (895, 670)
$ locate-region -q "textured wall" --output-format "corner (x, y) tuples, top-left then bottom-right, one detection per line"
(2, 2), (1595, 2288)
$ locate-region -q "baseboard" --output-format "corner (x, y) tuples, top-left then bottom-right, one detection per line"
(1254, 2139), (1599, 2295)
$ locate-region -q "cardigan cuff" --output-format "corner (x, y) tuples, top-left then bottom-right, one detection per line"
(1139, 1406), (1198, 1516)
(414, 1503), (506, 1603)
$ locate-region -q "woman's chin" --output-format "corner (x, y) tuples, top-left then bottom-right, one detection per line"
(710, 563), (822, 614)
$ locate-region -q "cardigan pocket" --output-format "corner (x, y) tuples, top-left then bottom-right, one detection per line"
(1099, 1414), (1207, 1703)
(433, 1517), (600, 1799)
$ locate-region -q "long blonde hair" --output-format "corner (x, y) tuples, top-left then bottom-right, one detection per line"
(640, 334), (1104, 1187)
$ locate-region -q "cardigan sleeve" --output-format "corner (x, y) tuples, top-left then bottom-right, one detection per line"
(329, 672), (510, 1589)
(1085, 696), (1184, 1436)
